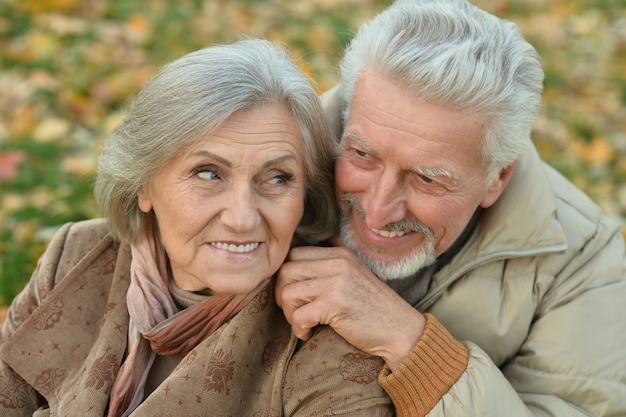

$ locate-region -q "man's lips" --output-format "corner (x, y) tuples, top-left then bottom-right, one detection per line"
(352, 214), (418, 252)
(368, 226), (407, 238)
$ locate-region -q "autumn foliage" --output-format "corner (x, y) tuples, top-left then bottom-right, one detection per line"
(1, 0), (625, 308)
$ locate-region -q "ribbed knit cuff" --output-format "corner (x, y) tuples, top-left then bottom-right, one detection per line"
(378, 313), (468, 417)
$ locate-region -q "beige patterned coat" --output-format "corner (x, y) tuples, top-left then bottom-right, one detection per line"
(0, 219), (393, 417)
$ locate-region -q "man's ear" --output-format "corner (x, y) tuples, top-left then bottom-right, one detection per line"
(137, 185), (153, 213)
(479, 162), (516, 209)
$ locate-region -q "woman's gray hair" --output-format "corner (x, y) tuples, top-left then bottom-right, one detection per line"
(339, 0), (544, 181)
(95, 39), (338, 244)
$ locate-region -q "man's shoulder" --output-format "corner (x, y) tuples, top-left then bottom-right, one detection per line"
(543, 162), (621, 236)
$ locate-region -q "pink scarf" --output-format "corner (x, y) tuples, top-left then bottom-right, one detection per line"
(107, 226), (262, 417)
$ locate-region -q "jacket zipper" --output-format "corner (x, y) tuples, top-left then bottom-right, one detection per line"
(415, 243), (568, 311)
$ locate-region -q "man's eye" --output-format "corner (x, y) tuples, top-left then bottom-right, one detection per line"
(420, 175), (434, 184)
(355, 149), (368, 157)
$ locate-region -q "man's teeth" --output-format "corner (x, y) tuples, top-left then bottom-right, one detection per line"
(369, 227), (406, 238)
(211, 242), (259, 253)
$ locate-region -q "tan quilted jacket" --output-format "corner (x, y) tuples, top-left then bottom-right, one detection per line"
(322, 85), (626, 417)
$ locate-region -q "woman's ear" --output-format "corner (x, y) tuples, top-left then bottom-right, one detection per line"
(479, 162), (516, 209)
(137, 185), (153, 213)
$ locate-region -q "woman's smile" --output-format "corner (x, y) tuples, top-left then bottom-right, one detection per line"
(210, 241), (261, 254)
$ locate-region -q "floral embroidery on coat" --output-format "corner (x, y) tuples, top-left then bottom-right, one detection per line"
(262, 336), (289, 374)
(86, 351), (119, 391)
(339, 351), (380, 384)
(204, 348), (235, 394)
(27, 295), (63, 331)
(0, 368), (32, 409)
(34, 367), (66, 397)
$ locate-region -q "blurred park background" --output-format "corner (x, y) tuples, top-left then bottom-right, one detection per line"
(1, 0), (625, 313)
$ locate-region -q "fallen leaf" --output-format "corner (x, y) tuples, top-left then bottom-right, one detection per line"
(0, 150), (26, 181)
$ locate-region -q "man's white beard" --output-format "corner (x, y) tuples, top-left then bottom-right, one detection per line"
(339, 194), (437, 281)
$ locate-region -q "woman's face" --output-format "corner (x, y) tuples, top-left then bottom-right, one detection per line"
(137, 103), (305, 295)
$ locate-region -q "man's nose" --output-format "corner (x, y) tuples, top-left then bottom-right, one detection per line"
(360, 170), (407, 228)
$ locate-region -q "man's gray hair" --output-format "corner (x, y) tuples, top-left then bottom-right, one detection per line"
(339, 0), (544, 180)
(95, 39), (338, 243)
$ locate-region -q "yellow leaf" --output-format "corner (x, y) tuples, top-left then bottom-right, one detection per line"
(126, 15), (152, 44)
(32, 117), (71, 143)
(569, 137), (615, 166)
(20, 0), (79, 14)
(586, 137), (615, 165)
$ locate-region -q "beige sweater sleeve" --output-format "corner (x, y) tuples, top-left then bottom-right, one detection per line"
(378, 313), (469, 417)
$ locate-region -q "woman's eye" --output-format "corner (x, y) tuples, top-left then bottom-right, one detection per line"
(196, 168), (220, 180)
(269, 173), (293, 185)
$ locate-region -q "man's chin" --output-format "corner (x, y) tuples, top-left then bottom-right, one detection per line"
(357, 249), (436, 281)
(344, 237), (436, 281)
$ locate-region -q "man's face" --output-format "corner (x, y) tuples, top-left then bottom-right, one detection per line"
(335, 70), (508, 280)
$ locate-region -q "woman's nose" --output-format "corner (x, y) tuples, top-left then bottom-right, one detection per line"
(220, 184), (261, 233)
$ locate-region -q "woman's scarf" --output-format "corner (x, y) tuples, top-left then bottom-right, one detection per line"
(107, 225), (262, 417)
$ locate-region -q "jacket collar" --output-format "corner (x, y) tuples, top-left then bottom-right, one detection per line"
(473, 144), (567, 258)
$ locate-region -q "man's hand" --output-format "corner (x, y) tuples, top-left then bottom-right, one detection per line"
(275, 245), (426, 371)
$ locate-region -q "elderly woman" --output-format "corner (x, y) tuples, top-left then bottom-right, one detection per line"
(0, 39), (392, 416)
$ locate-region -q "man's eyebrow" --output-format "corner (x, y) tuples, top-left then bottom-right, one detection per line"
(342, 132), (377, 156)
(410, 166), (458, 183)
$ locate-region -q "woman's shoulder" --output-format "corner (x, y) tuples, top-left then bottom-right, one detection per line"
(43, 218), (121, 285)
(283, 325), (392, 416)
(61, 218), (112, 241)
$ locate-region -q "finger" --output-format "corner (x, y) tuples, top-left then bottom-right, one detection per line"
(275, 283), (318, 341)
(275, 269), (318, 309)
(289, 300), (326, 341)
(275, 256), (321, 301)
(286, 245), (348, 262)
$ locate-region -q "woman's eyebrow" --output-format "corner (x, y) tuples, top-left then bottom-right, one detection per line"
(189, 150), (297, 169)
(189, 150), (231, 167)
(263, 154), (298, 168)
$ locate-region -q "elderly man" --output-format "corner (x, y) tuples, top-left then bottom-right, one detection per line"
(276, 0), (626, 416)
